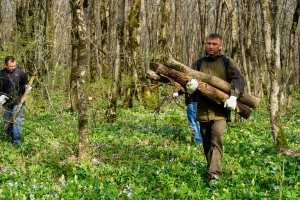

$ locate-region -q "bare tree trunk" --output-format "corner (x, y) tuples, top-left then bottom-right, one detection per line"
(255, 1), (268, 99)
(224, 0), (238, 60)
(197, 0), (211, 54)
(106, 37), (121, 122)
(106, 0), (124, 123)
(92, 0), (102, 78)
(286, 0), (300, 114)
(255, 49), (265, 98)
(70, 0), (89, 162)
(70, 37), (79, 112)
(260, 0), (288, 152)
(70, 0), (79, 113)
(214, 0), (223, 34)
(174, 0), (180, 61)
(238, 37), (250, 93)
(122, 0), (141, 108)
(100, 0), (108, 78)
(236, 1), (251, 94)
(139, 0), (151, 87)
(158, 0), (170, 59)
(244, 1), (255, 95)
(15, 1), (36, 73)
(87, 0), (98, 82)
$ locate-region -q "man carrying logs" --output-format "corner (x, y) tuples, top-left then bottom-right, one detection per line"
(146, 33), (258, 184)
(187, 33), (245, 184)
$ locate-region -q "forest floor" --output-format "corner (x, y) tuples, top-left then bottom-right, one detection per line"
(0, 95), (299, 199)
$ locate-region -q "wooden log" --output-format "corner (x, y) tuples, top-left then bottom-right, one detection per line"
(146, 70), (169, 82)
(147, 68), (252, 119)
(164, 58), (260, 109)
(146, 70), (185, 92)
(155, 64), (252, 119)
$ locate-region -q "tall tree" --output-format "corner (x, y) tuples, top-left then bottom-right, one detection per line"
(158, 0), (170, 58)
(99, 0), (108, 78)
(214, 0), (223, 34)
(254, 0), (268, 98)
(197, 0), (211, 55)
(106, 0), (125, 122)
(70, 4), (79, 113)
(122, 0), (141, 108)
(15, 0), (36, 73)
(286, 0), (300, 113)
(70, 0), (89, 161)
(236, 1), (251, 94)
(260, 0), (288, 151)
(224, 0), (238, 60)
(174, 0), (180, 61)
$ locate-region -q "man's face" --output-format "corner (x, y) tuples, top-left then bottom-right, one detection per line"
(5, 60), (16, 72)
(205, 37), (222, 55)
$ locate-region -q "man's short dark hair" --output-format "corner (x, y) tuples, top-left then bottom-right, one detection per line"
(206, 34), (222, 41)
(4, 56), (15, 65)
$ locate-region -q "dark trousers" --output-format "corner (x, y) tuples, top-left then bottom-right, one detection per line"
(200, 120), (226, 179)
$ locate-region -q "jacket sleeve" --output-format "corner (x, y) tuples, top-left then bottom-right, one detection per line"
(227, 57), (245, 97)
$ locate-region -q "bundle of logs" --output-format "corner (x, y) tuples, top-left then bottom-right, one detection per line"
(146, 58), (261, 119)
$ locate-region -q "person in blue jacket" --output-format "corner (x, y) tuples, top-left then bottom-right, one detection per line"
(173, 79), (203, 143)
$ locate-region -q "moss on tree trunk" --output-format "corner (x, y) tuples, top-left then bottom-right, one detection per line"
(141, 86), (159, 110)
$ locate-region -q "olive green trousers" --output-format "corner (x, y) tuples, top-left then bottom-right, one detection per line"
(200, 120), (226, 179)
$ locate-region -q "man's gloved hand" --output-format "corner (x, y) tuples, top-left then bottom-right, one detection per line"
(0, 95), (9, 105)
(224, 96), (237, 111)
(186, 79), (198, 94)
(25, 85), (32, 91)
(173, 92), (179, 98)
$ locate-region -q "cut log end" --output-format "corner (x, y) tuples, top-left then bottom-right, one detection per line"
(236, 101), (252, 119)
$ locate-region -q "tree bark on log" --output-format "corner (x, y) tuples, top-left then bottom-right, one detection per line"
(150, 64), (252, 119)
(164, 58), (260, 109)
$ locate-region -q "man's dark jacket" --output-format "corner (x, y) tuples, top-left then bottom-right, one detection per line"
(0, 67), (28, 108)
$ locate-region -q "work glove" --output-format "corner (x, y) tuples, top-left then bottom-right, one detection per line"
(186, 79), (198, 94)
(173, 92), (179, 98)
(0, 95), (9, 105)
(25, 85), (32, 91)
(224, 96), (237, 111)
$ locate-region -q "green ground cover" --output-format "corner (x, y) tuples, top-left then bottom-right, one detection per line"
(0, 98), (299, 199)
